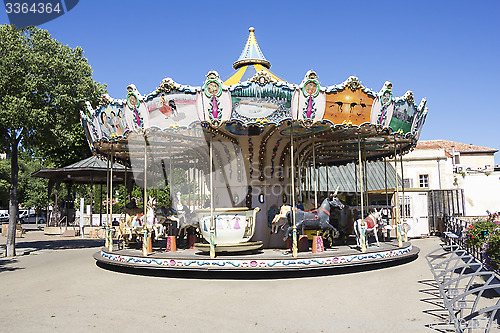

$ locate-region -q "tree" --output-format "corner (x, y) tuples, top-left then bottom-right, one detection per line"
(0, 25), (105, 256)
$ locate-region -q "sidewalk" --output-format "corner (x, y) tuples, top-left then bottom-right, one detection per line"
(0, 235), (448, 332)
(0, 230), (103, 256)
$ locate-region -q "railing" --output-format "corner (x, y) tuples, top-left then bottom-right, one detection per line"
(444, 215), (500, 276)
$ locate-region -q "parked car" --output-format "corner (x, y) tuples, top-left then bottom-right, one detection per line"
(19, 210), (46, 228)
(0, 212), (9, 223)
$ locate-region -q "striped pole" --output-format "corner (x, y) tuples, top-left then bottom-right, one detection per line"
(291, 125), (298, 258)
(394, 138), (402, 247)
(312, 140), (318, 208)
(358, 135), (366, 253)
(400, 152), (408, 242)
(105, 155), (110, 248)
(209, 135), (215, 258)
(108, 144), (114, 251)
(143, 135), (149, 256)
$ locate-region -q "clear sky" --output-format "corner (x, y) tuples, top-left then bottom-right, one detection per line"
(2, 0), (499, 164)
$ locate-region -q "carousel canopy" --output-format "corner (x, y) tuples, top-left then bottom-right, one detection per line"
(80, 27), (428, 173)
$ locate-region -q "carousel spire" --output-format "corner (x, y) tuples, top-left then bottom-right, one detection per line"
(233, 27), (271, 70)
(225, 27), (282, 86)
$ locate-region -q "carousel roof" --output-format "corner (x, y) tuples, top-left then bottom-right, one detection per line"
(81, 27), (429, 170)
(224, 27), (282, 85)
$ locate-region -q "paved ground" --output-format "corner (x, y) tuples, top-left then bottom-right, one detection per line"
(0, 232), (449, 332)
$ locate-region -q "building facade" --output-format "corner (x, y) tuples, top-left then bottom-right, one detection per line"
(399, 140), (499, 236)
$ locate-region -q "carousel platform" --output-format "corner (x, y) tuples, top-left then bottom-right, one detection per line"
(93, 240), (419, 273)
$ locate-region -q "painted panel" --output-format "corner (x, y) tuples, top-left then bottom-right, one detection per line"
(230, 81), (293, 125)
(370, 82), (394, 127)
(124, 85), (150, 130)
(410, 98), (427, 140)
(145, 90), (198, 129)
(95, 103), (127, 139)
(389, 94), (417, 134)
(197, 71), (232, 127)
(292, 71), (326, 123)
(324, 88), (374, 125)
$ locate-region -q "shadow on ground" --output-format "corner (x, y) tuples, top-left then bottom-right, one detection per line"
(10, 238), (103, 252)
(96, 255), (418, 280)
(0, 258), (23, 273)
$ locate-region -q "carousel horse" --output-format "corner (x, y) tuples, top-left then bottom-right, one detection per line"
(271, 205), (292, 233)
(144, 197), (165, 240)
(120, 197), (164, 242)
(176, 204), (198, 237)
(283, 189), (345, 241)
(353, 209), (384, 249)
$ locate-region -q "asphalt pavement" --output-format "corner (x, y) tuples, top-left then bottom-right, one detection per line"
(0, 232), (450, 332)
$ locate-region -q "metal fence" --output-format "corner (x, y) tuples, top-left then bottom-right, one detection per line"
(444, 215), (499, 276)
(429, 189), (465, 234)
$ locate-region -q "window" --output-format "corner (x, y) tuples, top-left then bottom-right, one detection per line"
(419, 174), (429, 188)
(403, 178), (413, 188)
(399, 195), (411, 218)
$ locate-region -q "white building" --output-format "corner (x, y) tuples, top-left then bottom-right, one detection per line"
(399, 140), (499, 236)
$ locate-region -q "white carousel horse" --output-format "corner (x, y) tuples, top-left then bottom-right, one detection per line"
(176, 205), (199, 237)
(271, 205), (292, 234)
(144, 197), (165, 241)
(353, 209), (384, 249)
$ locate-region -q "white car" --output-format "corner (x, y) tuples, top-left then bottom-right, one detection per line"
(19, 210), (46, 226)
(0, 212), (9, 223)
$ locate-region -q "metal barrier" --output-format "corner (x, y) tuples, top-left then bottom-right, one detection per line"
(426, 245), (500, 332)
(424, 217), (500, 332)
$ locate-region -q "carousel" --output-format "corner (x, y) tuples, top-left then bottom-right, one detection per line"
(83, 27), (427, 272)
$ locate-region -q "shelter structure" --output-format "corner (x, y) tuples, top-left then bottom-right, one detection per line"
(82, 28), (428, 267)
(32, 155), (133, 226)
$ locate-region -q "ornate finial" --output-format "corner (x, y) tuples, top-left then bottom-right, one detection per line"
(99, 94), (111, 106)
(233, 27), (271, 70)
(306, 70), (318, 80)
(404, 91), (414, 104)
(158, 78), (176, 93)
(251, 70), (275, 86)
(345, 76), (362, 91)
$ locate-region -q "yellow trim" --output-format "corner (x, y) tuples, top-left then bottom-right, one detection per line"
(224, 66), (247, 86)
(254, 64), (282, 82)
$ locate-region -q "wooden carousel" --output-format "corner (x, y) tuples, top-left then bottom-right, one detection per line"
(83, 27), (427, 272)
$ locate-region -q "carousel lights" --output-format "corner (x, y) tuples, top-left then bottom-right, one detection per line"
(248, 137), (254, 178)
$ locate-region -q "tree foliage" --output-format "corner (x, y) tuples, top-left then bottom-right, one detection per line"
(0, 24), (105, 164)
(0, 24), (105, 256)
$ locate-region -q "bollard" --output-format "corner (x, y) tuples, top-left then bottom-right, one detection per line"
(187, 234), (197, 249)
(147, 233), (153, 254)
(312, 236), (324, 253)
(166, 235), (177, 252)
(298, 235), (309, 252)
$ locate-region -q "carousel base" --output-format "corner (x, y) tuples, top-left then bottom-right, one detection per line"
(193, 241), (263, 253)
(94, 240), (419, 273)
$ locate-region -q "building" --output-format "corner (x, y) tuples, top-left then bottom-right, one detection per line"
(399, 140), (499, 235)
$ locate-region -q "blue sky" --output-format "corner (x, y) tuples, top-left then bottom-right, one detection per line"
(2, 0), (499, 164)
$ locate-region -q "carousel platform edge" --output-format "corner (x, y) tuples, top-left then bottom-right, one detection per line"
(93, 241), (419, 273)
